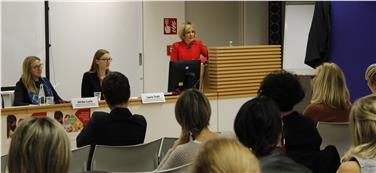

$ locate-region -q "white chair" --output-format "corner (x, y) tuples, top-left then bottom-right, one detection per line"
(91, 138), (162, 172)
(152, 163), (192, 173)
(316, 121), (351, 157)
(69, 145), (91, 172)
(1, 90), (14, 107)
(158, 137), (178, 163)
(1, 155), (7, 173)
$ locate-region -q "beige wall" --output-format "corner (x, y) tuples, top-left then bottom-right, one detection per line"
(185, 1), (243, 47)
(244, 1), (269, 45)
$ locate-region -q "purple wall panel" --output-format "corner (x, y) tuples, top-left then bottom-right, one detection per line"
(330, 1), (376, 101)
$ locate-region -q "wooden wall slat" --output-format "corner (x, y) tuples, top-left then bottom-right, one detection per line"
(206, 45), (281, 95)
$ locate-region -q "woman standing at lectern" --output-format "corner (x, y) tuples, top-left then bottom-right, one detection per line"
(170, 22), (208, 63)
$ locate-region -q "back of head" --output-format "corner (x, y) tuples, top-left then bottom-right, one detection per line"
(8, 116), (70, 173)
(175, 89), (211, 140)
(234, 96), (282, 157)
(258, 70), (305, 112)
(311, 62), (350, 109)
(192, 138), (260, 173)
(365, 64), (376, 93)
(365, 63), (376, 83)
(102, 71), (130, 108)
(343, 94), (376, 161)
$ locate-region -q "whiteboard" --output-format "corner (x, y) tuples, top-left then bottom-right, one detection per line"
(283, 4), (315, 75)
(49, 2), (143, 100)
(1, 2), (45, 88)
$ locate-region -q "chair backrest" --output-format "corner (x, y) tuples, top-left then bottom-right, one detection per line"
(153, 163), (192, 173)
(158, 137), (178, 163)
(1, 90), (14, 107)
(317, 121), (351, 157)
(69, 145), (91, 172)
(1, 155), (8, 173)
(91, 138), (162, 172)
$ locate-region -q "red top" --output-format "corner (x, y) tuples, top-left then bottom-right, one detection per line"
(170, 40), (208, 63)
(303, 103), (352, 126)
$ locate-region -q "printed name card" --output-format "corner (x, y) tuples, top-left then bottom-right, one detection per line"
(71, 97), (99, 109)
(141, 93), (166, 104)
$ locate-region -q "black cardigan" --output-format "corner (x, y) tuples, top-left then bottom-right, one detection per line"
(13, 77), (64, 106)
(81, 72), (104, 100)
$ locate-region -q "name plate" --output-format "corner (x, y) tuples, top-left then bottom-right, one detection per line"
(141, 93), (166, 104)
(71, 97), (99, 109)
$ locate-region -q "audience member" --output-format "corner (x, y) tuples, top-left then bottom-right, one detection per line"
(338, 94), (376, 173)
(304, 62), (351, 125)
(77, 71), (146, 147)
(234, 96), (312, 173)
(13, 56), (65, 106)
(258, 70), (340, 173)
(81, 49), (112, 100)
(157, 89), (220, 170)
(8, 116), (70, 173)
(365, 63), (376, 94)
(192, 138), (260, 173)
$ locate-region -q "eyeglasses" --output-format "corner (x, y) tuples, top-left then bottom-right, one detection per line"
(32, 64), (43, 69)
(99, 58), (112, 62)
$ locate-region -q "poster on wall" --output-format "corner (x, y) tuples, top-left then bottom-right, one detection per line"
(164, 18), (177, 35)
(5, 109), (91, 139)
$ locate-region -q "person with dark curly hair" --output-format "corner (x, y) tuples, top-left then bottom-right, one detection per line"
(258, 70), (340, 173)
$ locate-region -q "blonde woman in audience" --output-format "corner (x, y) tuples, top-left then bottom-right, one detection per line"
(192, 138), (260, 173)
(157, 89), (220, 170)
(365, 63), (376, 94)
(304, 62), (352, 125)
(8, 116), (70, 173)
(338, 94), (376, 173)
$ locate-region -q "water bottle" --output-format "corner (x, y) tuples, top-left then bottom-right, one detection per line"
(38, 84), (46, 105)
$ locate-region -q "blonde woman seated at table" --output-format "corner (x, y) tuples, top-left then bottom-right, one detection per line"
(365, 63), (376, 94)
(338, 94), (376, 173)
(157, 89), (223, 170)
(13, 56), (65, 106)
(8, 116), (70, 173)
(303, 62), (352, 125)
(192, 138), (260, 173)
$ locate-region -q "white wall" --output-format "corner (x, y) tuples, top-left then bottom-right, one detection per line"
(143, 2), (185, 93)
(1, 2), (45, 87)
(49, 2), (143, 100)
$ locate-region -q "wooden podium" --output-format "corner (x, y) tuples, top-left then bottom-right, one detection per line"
(205, 45), (282, 98)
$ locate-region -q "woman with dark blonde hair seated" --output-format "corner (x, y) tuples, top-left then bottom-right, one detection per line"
(8, 116), (70, 173)
(338, 94), (376, 173)
(157, 89), (221, 170)
(192, 138), (260, 173)
(304, 62), (352, 125)
(13, 56), (65, 106)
